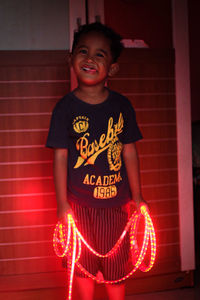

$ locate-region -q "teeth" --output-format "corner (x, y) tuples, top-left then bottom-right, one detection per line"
(83, 67), (91, 71)
(82, 66), (96, 72)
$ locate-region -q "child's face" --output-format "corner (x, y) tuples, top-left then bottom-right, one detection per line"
(71, 32), (118, 87)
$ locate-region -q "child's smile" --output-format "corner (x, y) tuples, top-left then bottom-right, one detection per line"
(82, 63), (97, 74)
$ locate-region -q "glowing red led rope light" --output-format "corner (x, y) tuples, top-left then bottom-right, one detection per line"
(53, 205), (156, 300)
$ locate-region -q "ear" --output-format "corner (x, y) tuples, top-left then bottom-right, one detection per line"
(108, 63), (119, 77)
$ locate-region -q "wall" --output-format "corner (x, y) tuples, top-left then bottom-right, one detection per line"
(104, 0), (173, 48)
(0, 51), (70, 291)
(104, 0), (199, 122)
(188, 0), (200, 122)
(0, 0), (69, 50)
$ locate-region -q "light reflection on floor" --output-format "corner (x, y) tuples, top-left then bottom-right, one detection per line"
(125, 269), (200, 300)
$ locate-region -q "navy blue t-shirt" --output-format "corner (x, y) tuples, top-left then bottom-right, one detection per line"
(46, 89), (142, 208)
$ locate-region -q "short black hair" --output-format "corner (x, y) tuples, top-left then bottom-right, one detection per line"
(72, 22), (124, 63)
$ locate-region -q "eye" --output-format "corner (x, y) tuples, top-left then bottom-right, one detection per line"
(79, 49), (87, 55)
(96, 52), (104, 58)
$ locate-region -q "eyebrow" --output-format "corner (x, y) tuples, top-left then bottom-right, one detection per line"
(97, 48), (108, 55)
(76, 45), (108, 55)
(77, 45), (87, 49)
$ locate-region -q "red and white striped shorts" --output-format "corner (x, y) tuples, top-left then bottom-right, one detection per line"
(71, 203), (130, 281)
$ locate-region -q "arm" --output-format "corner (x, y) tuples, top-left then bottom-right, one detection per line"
(122, 142), (147, 210)
(53, 148), (72, 219)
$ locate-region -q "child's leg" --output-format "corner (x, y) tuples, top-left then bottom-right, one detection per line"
(106, 283), (125, 300)
(101, 206), (128, 300)
(75, 276), (95, 300)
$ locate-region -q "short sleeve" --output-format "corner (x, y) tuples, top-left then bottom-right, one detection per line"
(121, 99), (143, 144)
(46, 99), (69, 148)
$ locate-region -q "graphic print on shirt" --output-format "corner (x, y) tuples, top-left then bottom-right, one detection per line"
(73, 113), (124, 199)
(72, 116), (89, 133)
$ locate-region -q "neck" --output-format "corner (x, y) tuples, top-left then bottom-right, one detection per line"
(74, 84), (109, 104)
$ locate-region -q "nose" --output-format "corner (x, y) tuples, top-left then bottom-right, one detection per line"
(86, 54), (94, 62)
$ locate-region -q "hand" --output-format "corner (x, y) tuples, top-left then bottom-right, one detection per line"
(130, 195), (149, 213)
(57, 201), (73, 221)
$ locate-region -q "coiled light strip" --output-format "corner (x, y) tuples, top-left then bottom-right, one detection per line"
(53, 205), (156, 300)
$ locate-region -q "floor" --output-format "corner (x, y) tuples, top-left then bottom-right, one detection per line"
(126, 287), (199, 300)
(0, 269), (199, 300)
(125, 268), (200, 300)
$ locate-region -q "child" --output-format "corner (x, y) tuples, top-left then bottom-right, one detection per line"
(46, 22), (147, 300)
